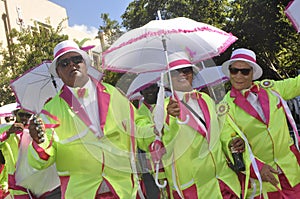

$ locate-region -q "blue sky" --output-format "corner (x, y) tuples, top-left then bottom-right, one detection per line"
(49, 0), (133, 36)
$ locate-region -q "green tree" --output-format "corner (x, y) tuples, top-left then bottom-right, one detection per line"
(224, 0), (300, 79)
(97, 13), (124, 86)
(121, 0), (300, 80)
(0, 20), (68, 106)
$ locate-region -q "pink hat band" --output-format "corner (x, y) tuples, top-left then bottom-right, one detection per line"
(54, 46), (79, 58)
(231, 54), (256, 63)
(169, 59), (192, 68)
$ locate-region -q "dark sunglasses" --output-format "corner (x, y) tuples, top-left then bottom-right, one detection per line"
(18, 112), (32, 118)
(57, 55), (84, 68)
(170, 67), (193, 76)
(229, 67), (252, 76)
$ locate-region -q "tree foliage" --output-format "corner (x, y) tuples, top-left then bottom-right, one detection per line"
(121, 0), (300, 80)
(0, 20), (68, 106)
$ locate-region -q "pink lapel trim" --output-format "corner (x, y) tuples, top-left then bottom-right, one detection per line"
(230, 87), (265, 123)
(196, 93), (211, 141)
(60, 85), (92, 126)
(257, 88), (270, 124)
(174, 94), (207, 138)
(90, 77), (110, 131)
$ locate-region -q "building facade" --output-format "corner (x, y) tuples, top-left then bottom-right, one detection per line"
(0, 0), (102, 68)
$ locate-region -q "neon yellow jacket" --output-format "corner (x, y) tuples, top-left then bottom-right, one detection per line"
(162, 92), (241, 198)
(0, 124), (28, 197)
(220, 76), (300, 198)
(27, 80), (155, 199)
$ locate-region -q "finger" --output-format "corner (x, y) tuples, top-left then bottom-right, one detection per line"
(268, 173), (279, 186)
(270, 167), (280, 174)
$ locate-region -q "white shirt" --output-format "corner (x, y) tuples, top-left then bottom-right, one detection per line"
(68, 78), (101, 136)
(176, 91), (207, 131)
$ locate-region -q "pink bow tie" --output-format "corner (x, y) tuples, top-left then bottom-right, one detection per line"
(77, 88), (87, 98)
(184, 92), (198, 102)
(244, 85), (259, 98)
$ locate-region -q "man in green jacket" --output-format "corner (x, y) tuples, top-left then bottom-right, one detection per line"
(219, 48), (300, 198)
(163, 51), (241, 198)
(27, 40), (155, 199)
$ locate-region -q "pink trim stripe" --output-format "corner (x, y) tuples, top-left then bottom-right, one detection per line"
(32, 141), (50, 160)
(169, 59), (192, 68)
(231, 54), (256, 63)
(0, 132), (9, 142)
(54, 47), (78, 58)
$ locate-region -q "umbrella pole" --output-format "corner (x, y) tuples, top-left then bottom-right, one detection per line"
(161, 37), (189, 126)
(162, 38), (175, 98)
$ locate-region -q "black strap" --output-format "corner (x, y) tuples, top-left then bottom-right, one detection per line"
(181, 100), (206, 128)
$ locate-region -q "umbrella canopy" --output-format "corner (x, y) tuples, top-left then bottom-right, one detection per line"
(10, 61), (63, 114)
(285, 0), (300, 33)
(193, 66), (229, 90)
(102, 17), (237, 74)
(10, 61), (103, 114)
(0, 102), (18, 117)
(125, 66), (228, 99)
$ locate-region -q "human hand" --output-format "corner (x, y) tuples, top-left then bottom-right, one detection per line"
(167, 99), (180, 117)
(229, 137), (245, 153)
(260, 164), (279, 186)
(28, 116), (45, 144)
(7, 123), (25, 136)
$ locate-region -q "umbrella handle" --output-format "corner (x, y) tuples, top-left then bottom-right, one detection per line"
(176, 115), (190, 125)
(154, 162), (167, 188)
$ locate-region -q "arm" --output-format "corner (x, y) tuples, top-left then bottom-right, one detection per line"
(27, 114), (57, 170)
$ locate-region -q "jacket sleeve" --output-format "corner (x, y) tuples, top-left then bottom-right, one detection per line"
(27, 113), (57, 170)
(261, 75), (300, 100)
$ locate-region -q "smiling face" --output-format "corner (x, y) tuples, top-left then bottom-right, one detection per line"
(56, 52), (89, 87)
(170, 67), (194, 92)
(229, 61), (253, 91)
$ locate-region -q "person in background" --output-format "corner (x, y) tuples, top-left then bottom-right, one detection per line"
(219, 48), (300, 198)
(137, 83), (169, 198)
(0, 108), (60, 198)
(163, 51), (241, 198)
(27, 40), (156, 199)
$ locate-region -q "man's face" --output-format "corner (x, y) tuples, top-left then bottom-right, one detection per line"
(170, 67), (194, 92)
(56, 52), (89, 87)
(229, 61), (253, 91)
(140, 84), (159, 105)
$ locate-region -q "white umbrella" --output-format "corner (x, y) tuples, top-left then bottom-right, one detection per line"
(0, 102), (19, 117)
(193, 65), (229, 90)
(102, 17), (237, 74)
(126, 66), (228, 98)
(285, 0), (300, 33)
(10, 61), (103, 114)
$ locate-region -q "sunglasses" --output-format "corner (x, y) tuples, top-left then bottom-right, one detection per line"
(18, 112), (32, 118)
(57, 55), (84, 68)
(229, 67), (252, 75)
(171, 67), (193, 76)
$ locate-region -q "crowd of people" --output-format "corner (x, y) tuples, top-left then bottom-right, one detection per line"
(0, 40), (299, 199)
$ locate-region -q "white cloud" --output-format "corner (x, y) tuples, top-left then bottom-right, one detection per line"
(71, 24), (98, 37)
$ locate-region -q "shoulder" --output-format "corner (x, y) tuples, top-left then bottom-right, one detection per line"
(258, 79), (274, 89)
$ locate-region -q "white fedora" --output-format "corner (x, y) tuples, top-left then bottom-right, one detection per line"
(221, 48), (263, 80)
(49, 40), (91, 77)
(167, 51), (198, 73)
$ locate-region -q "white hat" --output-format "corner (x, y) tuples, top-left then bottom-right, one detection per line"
(49, 40), (91, 77)
(221, 48), (263, 80)
(167, 51), (198, 73)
